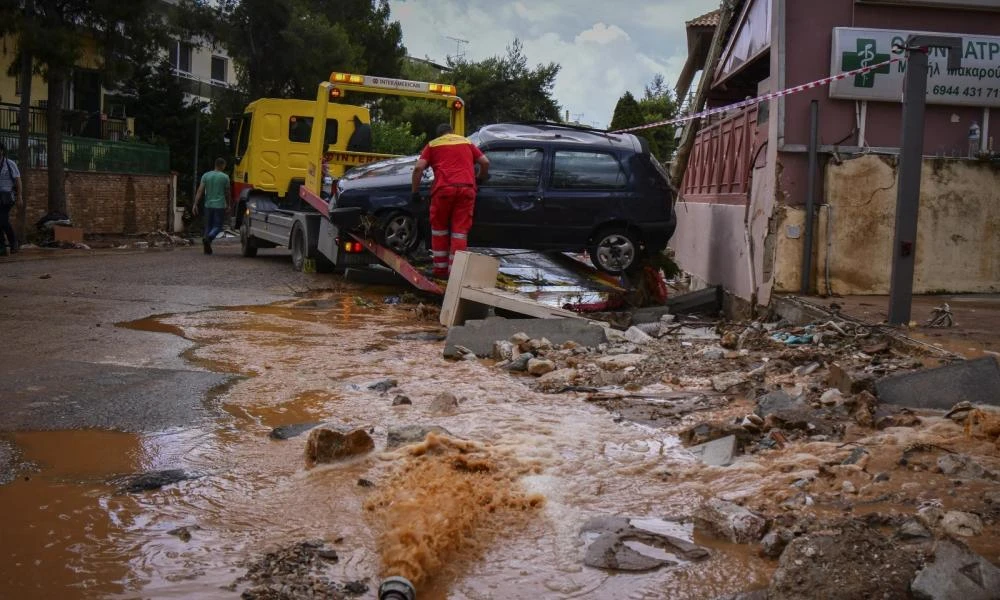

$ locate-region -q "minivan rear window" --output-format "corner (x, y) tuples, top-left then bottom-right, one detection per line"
(552, 151), (626, 190)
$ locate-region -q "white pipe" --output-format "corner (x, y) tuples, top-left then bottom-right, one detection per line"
(858, 101), (868, 149)
(982, 107), (990, 153)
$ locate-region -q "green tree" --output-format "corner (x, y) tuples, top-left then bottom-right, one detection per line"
(446, 39), (561, 131)
(637, 74), (678, 163)
(609, 91), (643, 131)
(371, 121), (423, 155)
(2, 0), (169, 215)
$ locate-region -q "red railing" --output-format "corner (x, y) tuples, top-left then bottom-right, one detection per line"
(681, 105), (760, 204)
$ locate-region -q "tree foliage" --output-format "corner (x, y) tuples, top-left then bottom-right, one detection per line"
(610, 75), (678, 163)
(371, 121), (423, 155)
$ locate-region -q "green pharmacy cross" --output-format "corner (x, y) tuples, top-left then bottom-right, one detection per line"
(842, 38), (891, 88)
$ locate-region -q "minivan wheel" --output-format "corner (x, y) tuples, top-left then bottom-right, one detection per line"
(378, 210), (419, 255)
(291, 223), (306, 271)
(589, 227), (640, 275)
(240, 220), (258, 258)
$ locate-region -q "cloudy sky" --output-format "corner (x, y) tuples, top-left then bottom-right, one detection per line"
(388, 0), (721, 128)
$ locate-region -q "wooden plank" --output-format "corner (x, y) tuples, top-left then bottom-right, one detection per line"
(460, 287), (585, 320)
(440, 252), (499, 326)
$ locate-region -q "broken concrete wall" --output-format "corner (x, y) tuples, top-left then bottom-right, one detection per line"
(772, 154), (1000, 295)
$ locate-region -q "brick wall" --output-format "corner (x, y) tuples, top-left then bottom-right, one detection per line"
(20, 169), (173, 234)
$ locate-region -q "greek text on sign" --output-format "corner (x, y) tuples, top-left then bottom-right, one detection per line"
(830, 27), (1000, 107)
(362, 76), (428, 93)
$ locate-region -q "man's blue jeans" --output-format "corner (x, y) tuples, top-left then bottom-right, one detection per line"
(203, 207), (225, 241)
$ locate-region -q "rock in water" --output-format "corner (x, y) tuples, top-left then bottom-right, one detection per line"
(385, 425), (452, 450)
(121, 469), (193, 493)
(429, 392), (459, 415)
(527, 358), (556, 376)
(269, 422), (321, 440)
(694, 498), (766, 544)
(305, 428), (374, 464)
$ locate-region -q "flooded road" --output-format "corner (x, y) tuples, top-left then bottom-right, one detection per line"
(0, 291), (771, 599)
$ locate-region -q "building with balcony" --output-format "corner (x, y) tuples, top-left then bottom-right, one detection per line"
(672, 0), (1000, 308)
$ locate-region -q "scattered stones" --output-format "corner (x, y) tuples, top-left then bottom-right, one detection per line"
(768, 522), (919, 600)
(694, 498), (766, 544)
(526, 337), (553, 353)
(896, 519), (932, 541)
(754, 390), (802, 418)
(759, 528), (795, 558)
(536, 368), (578, 389)
(687, 435), (738, 467)
(120, 469), (194, 494)
(269, 422), (322, 440)
(711, 372), (746, 393)
(492, 340), (516, 361)
(391, 395), (412, 406)
(841, 447), (869, 467)
(385, 425), (452, 450)
(444, 317), (608, 358)
(167, 525), (200, 542)
(429, 392), (460, 415)
(305, 428), (374, 464)
(720, 331), (739, 349)
(580, 516), (709, 572)
(233, 540), (356, 599)
(820, 388), (844, 406)
(366, 378), (398, 393)
(696, 346), (726, 360)
(827, 363), (876, 394)
(596, 353), (646, 371)
(624, 326), (654, 345)
(910, 538), (1000, 600)
(503, 352), (534, 372)
(527, 358), (556, 376)
(841, 481), (856, 495)
(510, 332), (530, 345)
(940, 511), (983, 537)
(937, 454), (991, 479)
(356, 479), (374, 488)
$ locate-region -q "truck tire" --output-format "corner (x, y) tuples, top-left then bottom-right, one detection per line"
(240, 220), (258, 258)
(291, 222), (307, 271)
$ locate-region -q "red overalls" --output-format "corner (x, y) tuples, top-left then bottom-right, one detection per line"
(419, 134), (484, 278)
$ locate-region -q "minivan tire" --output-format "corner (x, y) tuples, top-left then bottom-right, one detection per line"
(378, 210), (420, 255)
(240, 220), (258, 258)
(589, 227), (641, 275)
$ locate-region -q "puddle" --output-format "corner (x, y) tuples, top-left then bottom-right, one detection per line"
(0, 291), (777, 599)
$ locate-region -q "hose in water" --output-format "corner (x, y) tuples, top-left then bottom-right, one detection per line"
(378, 576), (416, 600)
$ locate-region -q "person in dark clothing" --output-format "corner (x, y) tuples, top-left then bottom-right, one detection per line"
(0, 143), (23, 256)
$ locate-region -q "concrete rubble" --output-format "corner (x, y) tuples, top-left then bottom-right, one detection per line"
(455, 300), (1000, 595)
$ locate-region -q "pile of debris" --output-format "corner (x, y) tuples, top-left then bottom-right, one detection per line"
(228, 540), (368, 600)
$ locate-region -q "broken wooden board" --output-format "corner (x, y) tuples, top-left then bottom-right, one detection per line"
(440, 251), (588, 327)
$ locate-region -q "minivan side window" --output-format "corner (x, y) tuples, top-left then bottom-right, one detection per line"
(482, 147), (543, 188)
(288, 116), (339, 146)
(552, 151), (626, 190)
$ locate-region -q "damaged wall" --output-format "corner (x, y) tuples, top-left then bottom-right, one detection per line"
(22, 169), (172, 235)
(772, 154), (1000, 295)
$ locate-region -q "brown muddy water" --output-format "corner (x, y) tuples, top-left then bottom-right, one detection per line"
(0, 293), (773, 599)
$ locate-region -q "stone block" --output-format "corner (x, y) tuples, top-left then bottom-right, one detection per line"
(910, 539), (1000, 600)
(687, 435), (737, 467)
(444, 316), (609, 358)
(876, 357), (1000, 410)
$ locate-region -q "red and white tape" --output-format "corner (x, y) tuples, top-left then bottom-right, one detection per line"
(612, 56), (904, 133)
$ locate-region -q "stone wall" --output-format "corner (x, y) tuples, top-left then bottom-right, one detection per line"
(20, 169), (173, 235)
(772, 154), (1000, 295)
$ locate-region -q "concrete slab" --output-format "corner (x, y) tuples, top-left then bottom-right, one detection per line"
(444, 316), (610, 358)
(876, 357), (1000, 410)
(687, 435), (737, 466)
(910, 539), (1000, 600)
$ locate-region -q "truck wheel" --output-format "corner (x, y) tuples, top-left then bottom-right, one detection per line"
(378, 211), (420, 255)
(240, 220), (258, 258)
(589, 226), (641, 275)
(291, 223), (307, 271)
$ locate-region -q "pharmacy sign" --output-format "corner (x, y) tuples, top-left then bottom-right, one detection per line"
(830, 27), (1000, 107)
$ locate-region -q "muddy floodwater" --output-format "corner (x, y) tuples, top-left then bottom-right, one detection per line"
(0, 293), (773, 599)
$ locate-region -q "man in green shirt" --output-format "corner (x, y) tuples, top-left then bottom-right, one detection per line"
(193, 157), (231, 255)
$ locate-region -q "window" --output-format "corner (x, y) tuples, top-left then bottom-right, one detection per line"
(288, 116), (338, 145)
(482, 147), (543, 188)
(551, 151), (626, 190)
(170, 41), (193, 74)
(211, 56), (227, 83)
(236, 113), (252, 157)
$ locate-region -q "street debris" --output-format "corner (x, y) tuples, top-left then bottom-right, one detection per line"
(925, 303), (955, 328)
(230, 540), (367, 599)
(580, 516), (710, 572)
(304, 428), (374, 464)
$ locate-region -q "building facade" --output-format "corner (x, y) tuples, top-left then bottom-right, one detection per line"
(672, 0), (1000, 308)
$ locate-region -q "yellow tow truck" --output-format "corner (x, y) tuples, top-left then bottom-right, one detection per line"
(229, 72), (464, 288)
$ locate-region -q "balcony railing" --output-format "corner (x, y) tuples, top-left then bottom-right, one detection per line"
(0, 102), (131, 141)
(0, 132), (170, 175)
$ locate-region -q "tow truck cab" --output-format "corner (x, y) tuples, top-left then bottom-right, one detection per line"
(225, 98), (373, 223)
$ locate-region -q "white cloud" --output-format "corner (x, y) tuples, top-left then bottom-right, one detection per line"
(575, 23), (630, 45)
(388, 0), (720, 126)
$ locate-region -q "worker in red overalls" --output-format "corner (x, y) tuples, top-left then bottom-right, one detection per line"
(411, 123), (490, 279)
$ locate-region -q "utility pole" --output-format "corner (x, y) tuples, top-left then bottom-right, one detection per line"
(887, 35), (962, 325)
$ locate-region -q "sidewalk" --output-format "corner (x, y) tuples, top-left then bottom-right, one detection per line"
(797, 294), (1000, 359)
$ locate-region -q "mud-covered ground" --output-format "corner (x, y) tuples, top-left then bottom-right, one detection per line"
(1, 242), (999, 600)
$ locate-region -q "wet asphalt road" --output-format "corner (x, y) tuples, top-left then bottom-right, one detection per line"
(0, 241), (317, 478)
